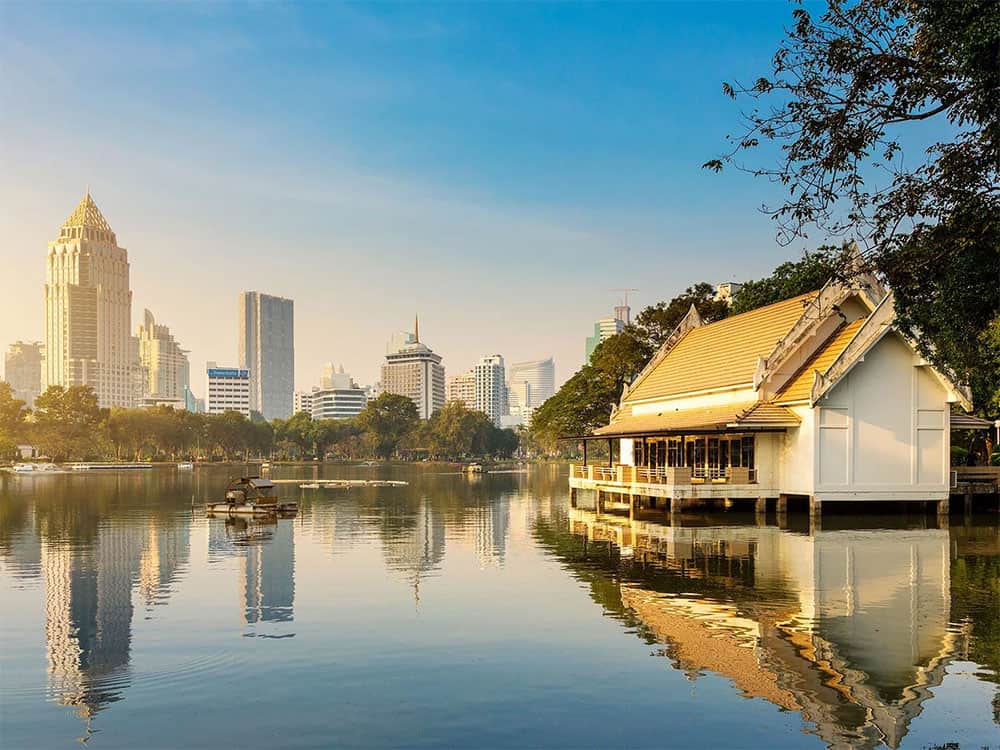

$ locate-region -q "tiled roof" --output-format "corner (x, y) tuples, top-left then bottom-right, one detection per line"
(775, 319), (864, 404)
(62, 192), (113, 232)
(593, 401), (799, 437)
(625, 293), (818, 403)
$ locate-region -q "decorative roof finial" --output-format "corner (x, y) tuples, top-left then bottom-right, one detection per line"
(414, 314), (419, 343)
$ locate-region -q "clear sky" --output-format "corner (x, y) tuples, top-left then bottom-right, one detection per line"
(1, 1), (827, 393)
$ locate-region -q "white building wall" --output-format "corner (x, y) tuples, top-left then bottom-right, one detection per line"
(814, 333), (950, 501)
(780, 407), (816, 496)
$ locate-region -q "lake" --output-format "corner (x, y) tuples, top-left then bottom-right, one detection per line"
(1, 464), (997, 749)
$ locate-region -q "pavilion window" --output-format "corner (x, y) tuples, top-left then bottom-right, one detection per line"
(667, 437), (682, 467)
(708, 438), (720, 469)
(741, 436), (755, 469)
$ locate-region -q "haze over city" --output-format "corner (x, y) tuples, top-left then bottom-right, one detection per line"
(2, 2), (821, 391)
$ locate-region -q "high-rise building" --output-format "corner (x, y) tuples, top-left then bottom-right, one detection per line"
(312, 383), (367, 420)
(446, 369), (476, 408)
(293, 390), (315, 415)
(45, 191), (138, 407)
(714, 282), (743, 305)
(385, 331), (416, 355)
(238, 291), (294, 420)
(381, 317), (445, 420)
(585, 317), (626, 362)
(474, 354), (507, 426)
(4, 341), (43, 408)
(136, 309), (189, 403)
(507, 357), (555, 409)
(205, 363), (251, 416)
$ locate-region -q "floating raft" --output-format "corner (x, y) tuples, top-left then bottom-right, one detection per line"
(273, 479), (409, 488)
(206, 501), (298, 516)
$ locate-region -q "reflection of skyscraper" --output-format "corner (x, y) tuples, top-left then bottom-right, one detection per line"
(242, 520), (295, 624)
(381, 500), (446, 606)
(471, 497), (510, 568)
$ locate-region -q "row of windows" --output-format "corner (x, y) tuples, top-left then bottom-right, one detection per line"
(635, 436), (756, 470)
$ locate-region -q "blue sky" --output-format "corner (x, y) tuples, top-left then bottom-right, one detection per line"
(1, 1), (828, 390)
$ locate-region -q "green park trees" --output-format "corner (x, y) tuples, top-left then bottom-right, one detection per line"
(357, 393), (420, 459)
(0, 382), (29, 459)
(705, 0), (1000, 411)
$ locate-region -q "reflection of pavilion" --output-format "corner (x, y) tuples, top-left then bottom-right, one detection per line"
(570, 509), (962, 749)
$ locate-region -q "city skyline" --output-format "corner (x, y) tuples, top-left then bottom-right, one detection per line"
(0, 3), (852, 394)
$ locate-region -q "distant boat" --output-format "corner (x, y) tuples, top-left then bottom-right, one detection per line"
(177, 462), (194, 471)
(206, 475), (298, 516)
(11, 463), (62, 474)
(465, 463), (484, 474)
(68, 462), (153, 471)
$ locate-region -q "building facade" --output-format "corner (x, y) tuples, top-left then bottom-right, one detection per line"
(571, 262), (972, 513)
(446, 369), (476, 408)
(474, 354), (507, 426)
(507, 357), (555, 409)
(311, 385), (367, 420)
(293, 390), (315, 416)
(381, 322), (445, 420)
(205, 364), (251, 416)
(136, 309), (189, 402)
(585, 317), (626, 362)
(4, 341), (44, 408)
(45, 192), (137, 407)
(239, 291), (294, 420)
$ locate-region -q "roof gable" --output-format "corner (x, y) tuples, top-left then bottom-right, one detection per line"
(775, 319), (865, 404)
(624, 292), (818, 403)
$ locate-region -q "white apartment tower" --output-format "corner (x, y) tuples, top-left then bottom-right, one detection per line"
(381, 317), (445, 420)
(239, 291), (294, 420)
(136, 309), (190, 402)
(507, 357), (555, 409)
(45, 191), (137, 407)
(475, 354), (507, 426)
(446, 369), (476, 408)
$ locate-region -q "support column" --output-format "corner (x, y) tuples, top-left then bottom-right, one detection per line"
(755, 497), (767, 526)
(964, 491), (974, 517)
(570, 487), (578, 508)
(777, 495), (788, 514)
(670, 496), (683, 524)
(722, 497), (734, 510)
(628, 493), (636, 522)
(936, 498), (950, 529)
(809, 497), (822, 534)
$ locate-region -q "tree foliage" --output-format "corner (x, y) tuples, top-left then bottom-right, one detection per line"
(357, 393), (421, 458)
(33, 386), (103, 461)
(706, 0), (1000, 413)
(633, 282), (730, 351)
(730, 245), (843, 314)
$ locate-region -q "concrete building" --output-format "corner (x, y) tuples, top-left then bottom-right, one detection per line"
(381, 318), (445, 420)
(312, 384), (367, 420)
(386, 331), (416, 355)
(585, 309), (628, 363)
(572, 256), (973, 516)
(45, 191), (138, 407)
(239, 291), (294, 420)
(4, 341), (43, 408)
(205, 363), (251, 416)
(714, 282), (743, 305)
(475, 354), (507, 426)
(135, 309), (189, 403)
(507, 357), (555, 409)
(293, 390), (315, 416)
(446, 369), (476, 408)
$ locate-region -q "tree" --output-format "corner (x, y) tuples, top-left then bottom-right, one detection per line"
(0, 382), (28, 460)
(357, 393), (419, 459)
(706, 0), (1000, 412)
(730, 245), (843, 314)
(33, 385), (103, 461)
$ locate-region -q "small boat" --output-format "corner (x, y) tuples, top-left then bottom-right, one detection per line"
(11, 462), (63, 474)
(207, 475), (298, 516)
(299, 482), (320, 489)
(177, 462), (194, 471)
(465, 463), (484, 474)
(67, 462), (153, 471)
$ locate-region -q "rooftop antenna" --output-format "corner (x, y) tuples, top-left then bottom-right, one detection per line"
(414, 313), (419, 343)
(610, 288), (639, 324)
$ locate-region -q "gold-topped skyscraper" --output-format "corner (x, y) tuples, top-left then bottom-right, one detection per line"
(44, 191), (137, 407)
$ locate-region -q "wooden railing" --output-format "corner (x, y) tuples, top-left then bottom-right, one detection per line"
(954, 466), (1000, 484)
(571, 464), (758, 485)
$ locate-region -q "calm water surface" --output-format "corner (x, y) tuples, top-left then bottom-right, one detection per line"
(1, 464), (998, 749)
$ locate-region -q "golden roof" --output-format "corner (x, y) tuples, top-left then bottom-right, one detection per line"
(626, 292), (818, 403)
(775, 319), (864, 404)
(62, 191), (113, 232)
(593, 401), (799, 437)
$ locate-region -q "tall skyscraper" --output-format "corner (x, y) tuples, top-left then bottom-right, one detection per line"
(136, 309), (189, 403)
(381, 317), (445, 420)
(3, 341), (43, 408)
(238, 292), (294, 420)
(45, 191), (138, 407)
(446, 369), (476, 408)
(474, 354), (507, 426)
(585, 316), (626, 362)
(507, 357), (555, 408)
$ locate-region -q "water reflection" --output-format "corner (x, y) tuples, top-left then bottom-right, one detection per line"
(0, 466), (996, 749)
(562, 507), (984, 748)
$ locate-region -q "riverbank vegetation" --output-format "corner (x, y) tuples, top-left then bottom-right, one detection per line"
(0, 384), (520, 463)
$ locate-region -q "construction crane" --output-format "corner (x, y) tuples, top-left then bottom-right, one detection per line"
(610, 288), (639, 324)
